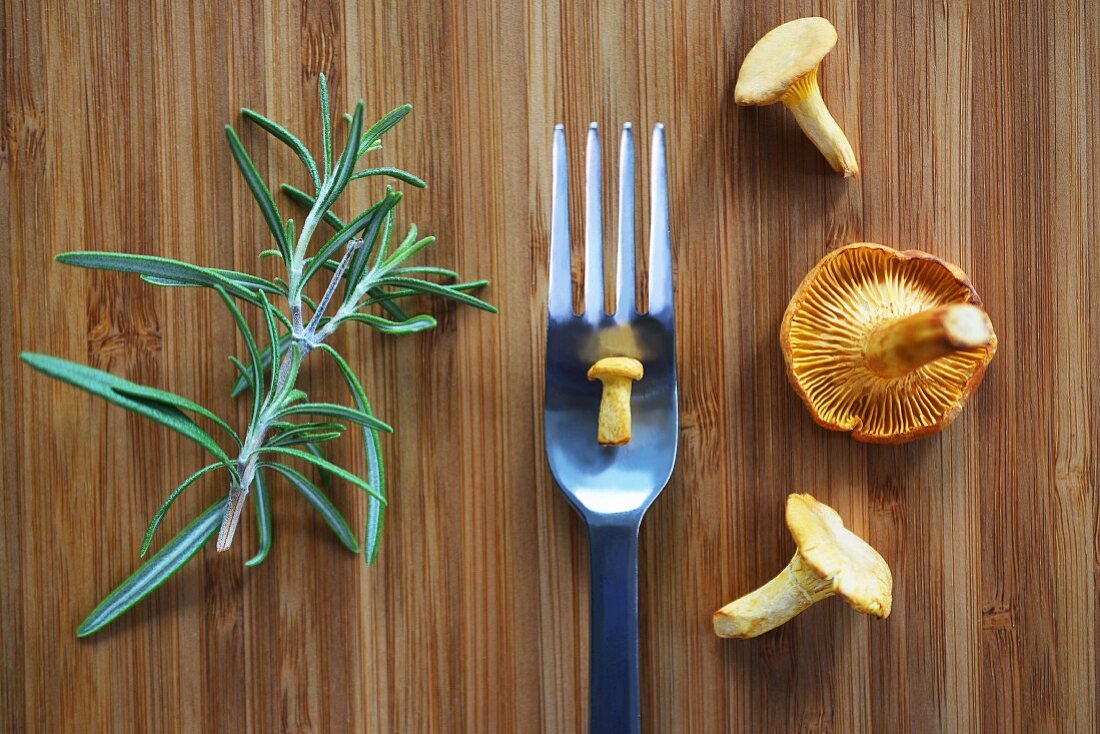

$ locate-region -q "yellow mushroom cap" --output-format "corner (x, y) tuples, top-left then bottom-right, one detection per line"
(587, 357), (644, 382)
(735, 17), (838, 106)
(786, 493), (892, 618)
(780, 242), (997, 444)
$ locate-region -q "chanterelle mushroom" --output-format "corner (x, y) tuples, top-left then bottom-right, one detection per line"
(713, 493), (892, 639)
(735, 17), (859, 177)
(781, 242), (997, 444)
(587, 357), (644, 445)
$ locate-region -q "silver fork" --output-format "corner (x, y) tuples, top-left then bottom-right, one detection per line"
(544, 122), (679, 734)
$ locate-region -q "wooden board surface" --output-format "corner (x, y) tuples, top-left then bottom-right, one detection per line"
(2, 1), (1098, 731)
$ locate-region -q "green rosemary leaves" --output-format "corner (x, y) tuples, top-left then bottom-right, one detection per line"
(21, 74), (495, 637)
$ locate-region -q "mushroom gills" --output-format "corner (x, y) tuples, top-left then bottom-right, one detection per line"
(780, 242), (998, 443)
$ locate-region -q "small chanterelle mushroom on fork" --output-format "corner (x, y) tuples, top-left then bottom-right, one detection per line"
(735, 17), (859, 177)
(713, 494), (892, 639)
(781, 242), (997, 443)
(587, 357), (644, 445)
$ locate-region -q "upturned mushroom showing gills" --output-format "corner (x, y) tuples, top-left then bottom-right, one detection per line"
(781, 242), (997, 444)
(713, 494), (891, 639)
(735, 17), (859, 177)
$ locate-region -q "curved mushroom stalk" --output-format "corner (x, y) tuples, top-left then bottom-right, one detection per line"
(713, 494), (892, 639)
(864, 303), (995, 378)
(780, 70), (859, 177)
(713, 552), (834, 638)
(735, 17), (859, 177)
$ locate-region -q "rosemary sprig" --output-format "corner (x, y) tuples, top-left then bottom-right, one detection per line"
(21, 74), (495, 637)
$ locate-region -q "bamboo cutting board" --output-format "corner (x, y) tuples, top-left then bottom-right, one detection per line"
(2, 1), (1098, 731)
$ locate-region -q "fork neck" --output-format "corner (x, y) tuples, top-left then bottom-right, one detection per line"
(586, 517), (643, 734)
(585, 509), (645, 531)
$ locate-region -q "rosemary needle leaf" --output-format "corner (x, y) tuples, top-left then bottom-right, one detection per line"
(269, 430), (344, 447)
(370, 293), (411, 323)
(318, 344), (387, 564)
(225, 125), (291, 260)
(77, 498), (228, 637)
(381, 236), (437, 269)
(281, 389), (309, 406)
(390, 266), (459, 281)
(357, 279), (488, 309)
(339, 312), (437, 335)
(262, 463), (358, 553)
(282, 183), (344, 230)
(20, 353), (239, 467)
(230, 334), (293, 398)
(56, 251), (268, 306)
(245, 471), (272, 567)
(256, 446), (385, 503)
(322, 102), (365, 215)
(376, 276), (499, 313)
(229, 357), (255, 392)
(276, 402), (393, 433)
(293, 431), (342, 444)
(383, 222), (417, 265)
(141, 269), (283, 296)
(214, 287), (265, 426)
(257, 293), (285, 392)
(302, 441), (334, 488)
(319, 73), (332, 181)
(343, 192), (403, 292)
(370, 205), (397, 268)
(267, 421), (347, 447)
(358, 104), (412, 157)
(241, 108), (320, 192)
(349, 166), (426, 188)
(141, 463), (223, 556)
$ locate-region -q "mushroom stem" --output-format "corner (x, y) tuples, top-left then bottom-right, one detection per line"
(597, 378), (634, 446)
(713, 552), (834, 639)
(780, 70), (859, 177)
(864, 303), (995, 378)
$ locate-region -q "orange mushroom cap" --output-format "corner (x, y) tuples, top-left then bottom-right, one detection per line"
(786, 493), (892, 618)
(734, 17), (838, 106)
(780, 243), (997, 443)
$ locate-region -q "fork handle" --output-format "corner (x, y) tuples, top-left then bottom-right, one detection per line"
(587, 518), (642, 734)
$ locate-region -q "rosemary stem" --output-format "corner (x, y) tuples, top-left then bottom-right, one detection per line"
(272, 349), (295, 393)
(306, 239), (362, 336)
(312, 263), (386, 344)
(216, 340), (300, 551)
(294, 192), (325, 264)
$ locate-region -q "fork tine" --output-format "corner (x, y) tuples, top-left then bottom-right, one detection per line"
(584, 123), (604, 316)
(549, 124), (572, 319)
(647, 123), (672, 316)
(615, 123), (636, 317)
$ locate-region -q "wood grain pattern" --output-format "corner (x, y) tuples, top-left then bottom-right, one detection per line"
(2, 0), (1097, 731)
